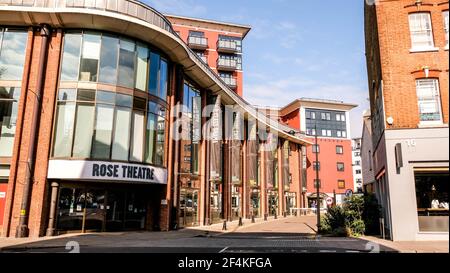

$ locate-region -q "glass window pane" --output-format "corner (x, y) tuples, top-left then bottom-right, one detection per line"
(116, 94), (132, 108)
(112, 107), (131, 161)
(134, 97), (146, 110)
(0, 87), (21, 157)
(159, 59), (168, 100)
(145, 113), (156, 164)
(148, 52), (160, 96)
(136, 43), (149, 91)
(130, 111), (144, 162)
(58, 89), (77, 101)
(61, 33), (82, 81)
(155, 115), (166, 166)
(0, 30), (28, 80)
(98, 35), (119, 84)
(92, 104), (114, 159)
(96, 91), (115, 104)
(118, 39), (135, 88)
(53, 102), (76, 157)
(79, 32), (101, 82)
(72, 103), (95, 158)
(77, 89), (96, 102)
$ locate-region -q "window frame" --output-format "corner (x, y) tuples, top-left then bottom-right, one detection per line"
(408, 12), (437, 52)
(416, 78), (443, 125)
(337, 162), (345, 172)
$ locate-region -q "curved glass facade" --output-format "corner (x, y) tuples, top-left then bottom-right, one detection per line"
(52, 31), (170, 168)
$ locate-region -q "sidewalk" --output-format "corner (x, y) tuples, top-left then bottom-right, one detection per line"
(362, 236), (449, 253)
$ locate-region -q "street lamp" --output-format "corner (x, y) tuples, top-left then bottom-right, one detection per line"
(315, 123), (321, 233)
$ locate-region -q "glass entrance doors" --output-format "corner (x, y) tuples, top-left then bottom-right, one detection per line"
(250, 189), (261, 218)
(268, 190), (279, 216)
(285, 192), (297, 215)
(56, 183), (153, 233)
(179, 188), (199, 227)
(210, 181), (223, 224)
(231, 185), (242, 221)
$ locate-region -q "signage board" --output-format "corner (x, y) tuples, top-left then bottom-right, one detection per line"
(47, 160), (167, 185)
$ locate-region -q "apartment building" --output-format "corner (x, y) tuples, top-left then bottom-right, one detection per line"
(278, 98), (358, 207)
(165, 15), (251, 97)
(364, 0), (449, 241)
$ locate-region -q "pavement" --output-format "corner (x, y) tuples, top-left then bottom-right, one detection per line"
(0, 216), (447, 253)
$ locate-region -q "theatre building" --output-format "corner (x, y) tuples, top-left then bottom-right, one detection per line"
(0, 0), (310, 238)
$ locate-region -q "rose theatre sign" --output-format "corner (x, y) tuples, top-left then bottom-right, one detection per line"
(47, 160), (167, 185)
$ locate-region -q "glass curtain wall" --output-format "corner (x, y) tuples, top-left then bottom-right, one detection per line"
(209, 95), (223, 224)
(179, 82), (201, 227)
(0, 28), (28, 157)
(53, 30), (170, 167)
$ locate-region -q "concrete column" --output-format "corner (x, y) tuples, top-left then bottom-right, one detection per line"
(277, 142), (284, 216)
(260, 145), (267, 217)
(45, 182), (59, 236)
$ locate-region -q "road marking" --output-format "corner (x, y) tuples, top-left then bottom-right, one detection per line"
(219, 246), (229, 253)
(319, 250), (337, 253)
(346, 250), (361, 253)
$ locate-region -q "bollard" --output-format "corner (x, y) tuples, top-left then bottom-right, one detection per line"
(274, 212), (278, 219)
(222, 221), (227, 231)
(251, 214), (256, 223)
(239, 217), (243, 227)
(264, 213), (268, 221)
(283, 211), (287, 218)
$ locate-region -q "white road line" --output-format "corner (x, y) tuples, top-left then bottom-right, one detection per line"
(319, 250), (337, 253)
(219, 246), (229, 253)
(346, 251), (361, 253)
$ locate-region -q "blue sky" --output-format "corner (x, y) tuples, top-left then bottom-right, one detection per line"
(144, 0), (369, 138)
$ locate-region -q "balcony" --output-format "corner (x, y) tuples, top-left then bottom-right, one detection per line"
(217, 58), (238, 71)
(217, 39), (239, 53)
(221, 76), (237, 89)
(188, 36), (208, 50)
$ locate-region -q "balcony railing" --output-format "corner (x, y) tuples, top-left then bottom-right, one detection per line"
(188, 36), (208, 49)
(217, 39), (238, 53)
(221, 76), (237, 89)
(217, 58), (238, 71)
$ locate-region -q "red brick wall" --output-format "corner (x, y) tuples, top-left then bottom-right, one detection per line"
(371, 0), (449, 129)
(305, 138), (354, 195)
(171, 24), (245, 97)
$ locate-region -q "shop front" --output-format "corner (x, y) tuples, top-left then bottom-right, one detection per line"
(47, 160), (167, 234)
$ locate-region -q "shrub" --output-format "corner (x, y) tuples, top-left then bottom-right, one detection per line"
(321, 194), (378, 237)
(362, 193), (381, 235)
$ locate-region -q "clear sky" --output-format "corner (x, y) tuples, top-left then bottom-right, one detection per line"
(144, 0), (370, 138)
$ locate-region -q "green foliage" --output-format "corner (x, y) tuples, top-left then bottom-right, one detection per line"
(321, 194), (380, 237)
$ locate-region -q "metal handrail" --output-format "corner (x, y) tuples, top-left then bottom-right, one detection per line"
(188, 35), (208, 47)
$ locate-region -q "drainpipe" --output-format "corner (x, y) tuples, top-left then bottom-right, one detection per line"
(16, 25), (51, 238)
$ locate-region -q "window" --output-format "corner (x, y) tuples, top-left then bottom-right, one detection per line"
(336, 114), (341, 121)
(60, 33), (81, 81)
(306, 111), (311, 119)
(118, 39), (136, 88)
(314, 179), (321, 189)
(0, 29), (28, 80)
(159, 59), (168, 100)
(149, 52), (160, 97)
(312, 144), (320, 153)
(135, 43), (149, 91)
(444, 11), (449, 48)
(98, 35), (119, 84)
(409, 13), (435, 50)
(327, 130), (332, 137)
(415, 171), (449, 232)
(337, 163), (345, 172)
(313, 161), (320, 171)
(321, 113), (326, 120)
(111, 95), (132, 161)
(130, 109), (145, 162)
(311, 112), (316, 119)
(0, 87), (21, 157)
(326, 113), (331, 120)
(336, 146), (344, 154)
(92, 91), (115, 159)
(338, 180), (346, 189)
(79, 32), (101, 82)
(356, 170), (362, 174)
(72, 96), (95, 158)
(416, 79), (442, 123)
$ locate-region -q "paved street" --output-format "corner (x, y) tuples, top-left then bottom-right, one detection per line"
(0, 216), (407, 253)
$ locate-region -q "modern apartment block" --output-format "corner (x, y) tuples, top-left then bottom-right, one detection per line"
(165, 15), (251, 97)
(352, 138), (363, 193)
(0, 1), (310, 238)
(364, 0), (449, 241)
(277, 98), (358, 208)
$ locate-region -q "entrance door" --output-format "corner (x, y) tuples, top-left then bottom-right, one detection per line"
(106, 190), (125, 231)
(268, 191), (279, 216)
(231, 185), (242, 221)
(124, 191), (147, 230)
(250, 189), (260, 218)
(180, 188), (199, 227)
